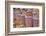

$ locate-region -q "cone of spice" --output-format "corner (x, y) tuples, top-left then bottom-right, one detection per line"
(13, 14), (25, 28)
(24, 9), (33, 27)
